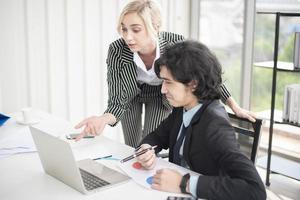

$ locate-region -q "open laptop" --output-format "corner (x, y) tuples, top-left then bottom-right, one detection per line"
(30, 126), (130, 194)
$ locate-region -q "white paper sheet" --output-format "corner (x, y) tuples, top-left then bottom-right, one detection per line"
(0, 115), (40, 159)
(118, 157), (199, 189)
(0, 111), (75, 160)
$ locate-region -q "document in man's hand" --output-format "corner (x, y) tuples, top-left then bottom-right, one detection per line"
(118, 157), (199, 189)
(0, 113), (10, 126)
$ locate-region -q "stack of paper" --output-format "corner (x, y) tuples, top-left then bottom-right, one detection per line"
(294, 32), (300, 69)
(0, 118), (36, 159)
(283, 84), (300, 124)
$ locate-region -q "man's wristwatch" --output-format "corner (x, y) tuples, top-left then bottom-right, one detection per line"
(180, 173), (190, 194)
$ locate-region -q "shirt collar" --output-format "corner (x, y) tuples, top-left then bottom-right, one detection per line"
(133, 39), (160, 71)
(183, 103), (202, 127)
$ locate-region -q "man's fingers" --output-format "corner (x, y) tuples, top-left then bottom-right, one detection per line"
(142, 154), (155, 169)
(144, 152), (154, 163)
(152, 175), (160, 184)
(151, 183), (161, 190)
(138, 150), (153, 162)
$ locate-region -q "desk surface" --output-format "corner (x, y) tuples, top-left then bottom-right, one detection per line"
(0, 112), (189, 200)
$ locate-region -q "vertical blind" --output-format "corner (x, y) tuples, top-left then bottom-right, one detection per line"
(0, 0), (189, 125)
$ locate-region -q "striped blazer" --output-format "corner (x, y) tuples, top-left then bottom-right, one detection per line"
(104, 32), (231, 125)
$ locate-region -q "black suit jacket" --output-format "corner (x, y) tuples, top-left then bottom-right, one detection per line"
(141, 100), (266, 200)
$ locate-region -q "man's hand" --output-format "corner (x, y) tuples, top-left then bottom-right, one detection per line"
(151, 168), (182, 193)
(136, 144), (156, 169)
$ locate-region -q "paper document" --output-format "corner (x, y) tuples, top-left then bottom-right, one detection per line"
(119, 157), (198, 189)
(0, 118), (36, 159)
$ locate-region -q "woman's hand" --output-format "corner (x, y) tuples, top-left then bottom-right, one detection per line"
(74, 113), (116, 141)
(232, 106), (256, 122)
(226, 97), (256, 122)
(151, 168), (182, 193)
(136, 144), (156, 169)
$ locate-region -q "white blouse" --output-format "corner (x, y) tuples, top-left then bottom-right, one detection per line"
(133, 40), (162, 86)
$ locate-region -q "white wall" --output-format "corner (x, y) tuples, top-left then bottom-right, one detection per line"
(0, 0), (189, 138)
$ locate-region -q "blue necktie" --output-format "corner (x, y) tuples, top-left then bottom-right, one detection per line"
(173, 125), (187, 165)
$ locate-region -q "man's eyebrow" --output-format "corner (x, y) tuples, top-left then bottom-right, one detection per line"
(160, 77), (172, 81)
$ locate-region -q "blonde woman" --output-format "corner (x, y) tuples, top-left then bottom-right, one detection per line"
(75, 0), (256, 147)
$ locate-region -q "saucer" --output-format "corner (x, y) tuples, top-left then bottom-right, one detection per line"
(16, 117), (40, 125)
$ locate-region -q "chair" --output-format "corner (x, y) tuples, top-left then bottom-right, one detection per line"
(157, 113), (263, 164)
(227, 112), (263, 164)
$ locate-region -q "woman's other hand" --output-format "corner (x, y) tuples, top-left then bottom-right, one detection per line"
(226, 97), (256, 122)
(233, 106), (256, 123)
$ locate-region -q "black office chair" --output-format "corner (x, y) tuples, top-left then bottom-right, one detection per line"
(227, 112), (263, 164)
(157, 113), (263, 164)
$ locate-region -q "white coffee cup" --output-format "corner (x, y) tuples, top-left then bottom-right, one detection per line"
(21, 107), (34, 124)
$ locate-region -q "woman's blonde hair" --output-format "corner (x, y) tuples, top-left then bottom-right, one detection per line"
(117, 0), (162, 40)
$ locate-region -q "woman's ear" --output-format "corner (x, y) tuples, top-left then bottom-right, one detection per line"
(153, 23), (160, 33)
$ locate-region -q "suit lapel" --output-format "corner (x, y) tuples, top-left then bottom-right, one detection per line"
(121, 38), (134, 64)
(159, 33), (168, 55)
(183, 100), (213, 168)
(169, 109), (184, 156)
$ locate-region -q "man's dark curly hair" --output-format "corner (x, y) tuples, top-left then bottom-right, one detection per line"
(154, 40), (222, 101)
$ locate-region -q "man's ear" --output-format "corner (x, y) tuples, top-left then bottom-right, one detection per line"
(188, 80), (198, 91)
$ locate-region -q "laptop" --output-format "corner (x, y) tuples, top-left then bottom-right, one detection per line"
(30, 126), (130, 194)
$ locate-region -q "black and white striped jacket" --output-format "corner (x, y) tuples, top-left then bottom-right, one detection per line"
(104, 32), (231, 125)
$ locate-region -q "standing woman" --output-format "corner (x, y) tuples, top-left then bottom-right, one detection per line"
(75, 0), (256, 147)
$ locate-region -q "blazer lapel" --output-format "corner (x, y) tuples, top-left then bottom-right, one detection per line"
(183, 100), (213, 168)
(169, 109), (184, 158)
(159, 33), (169, 55)
(121, 39), (134, 64)
(118, 39), (138, 91)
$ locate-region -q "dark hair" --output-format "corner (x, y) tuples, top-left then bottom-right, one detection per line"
(154, 40), (222, 100)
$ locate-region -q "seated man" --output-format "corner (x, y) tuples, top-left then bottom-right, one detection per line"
(136, 40), (266, 200)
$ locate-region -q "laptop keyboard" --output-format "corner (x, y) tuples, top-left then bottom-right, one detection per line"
(79, 168), (110, 191)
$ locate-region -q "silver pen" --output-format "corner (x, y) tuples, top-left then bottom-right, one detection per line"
(120, 145), (157, 163)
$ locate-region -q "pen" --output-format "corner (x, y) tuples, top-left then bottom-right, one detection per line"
(120, 145), (157, 163)
(134, 146), (142, 152)
(93, 155), (112, 160)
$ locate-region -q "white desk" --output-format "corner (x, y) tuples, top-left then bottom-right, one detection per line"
(0, 112), (189, 200)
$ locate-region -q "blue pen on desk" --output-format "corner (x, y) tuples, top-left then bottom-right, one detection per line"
(93, 155), (112, 160)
